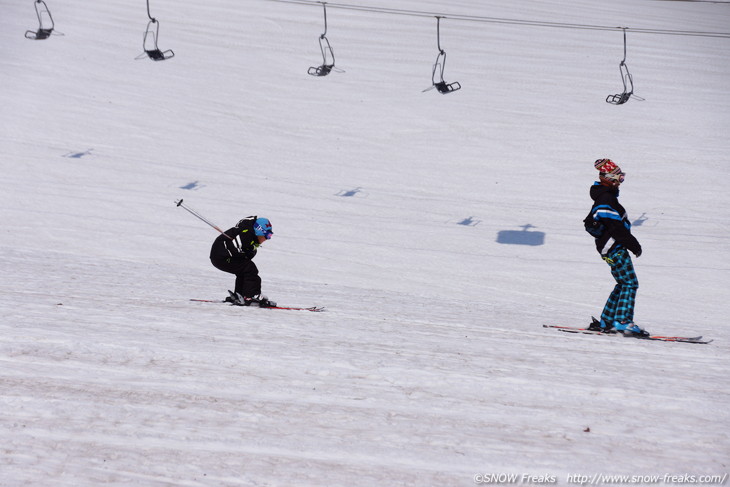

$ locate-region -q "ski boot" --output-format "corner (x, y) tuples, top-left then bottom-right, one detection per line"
(588, 317), (616, 333)
(618, 322), (650, 338)
(227, 291), (277, 308)
(226, 290), (248, 306)
(253, 295), (277, 308)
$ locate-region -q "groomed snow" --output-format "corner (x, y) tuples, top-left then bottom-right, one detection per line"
(1, 0), (729, 485)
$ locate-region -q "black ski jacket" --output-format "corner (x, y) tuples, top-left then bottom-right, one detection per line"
(587, 183), (642, 257)
(209, 216), (259, 263)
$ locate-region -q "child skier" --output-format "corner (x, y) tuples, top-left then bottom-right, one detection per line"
(209, 216), (276, 307)
(584, 159), (648, 337)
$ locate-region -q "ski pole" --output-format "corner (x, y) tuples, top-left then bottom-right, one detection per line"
(175, 199), (232, 239)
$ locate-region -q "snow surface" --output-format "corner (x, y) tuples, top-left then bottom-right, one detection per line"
(1, 0), (729, 485)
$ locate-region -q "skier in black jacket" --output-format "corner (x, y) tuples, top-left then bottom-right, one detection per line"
(584, 159), (648, 337)
(210, 216), (275, 307)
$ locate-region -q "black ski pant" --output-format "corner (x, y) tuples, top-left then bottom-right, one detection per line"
(211, 257), (261, 298)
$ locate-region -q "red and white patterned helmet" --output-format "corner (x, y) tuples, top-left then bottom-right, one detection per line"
(595, 158), (625, 184)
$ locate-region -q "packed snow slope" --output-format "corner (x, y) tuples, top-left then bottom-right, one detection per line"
(1, 0), (729, 485)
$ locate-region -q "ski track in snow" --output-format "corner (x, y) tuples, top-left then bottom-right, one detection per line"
(1, 0), (729, 485)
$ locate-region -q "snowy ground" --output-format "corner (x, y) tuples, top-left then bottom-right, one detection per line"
(1, 0), (729, 485)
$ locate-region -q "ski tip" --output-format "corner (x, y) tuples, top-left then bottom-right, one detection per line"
(651, 336), (712, 344)
(269, 306), (326, 312)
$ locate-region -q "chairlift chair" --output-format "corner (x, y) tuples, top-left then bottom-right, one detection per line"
(136, 0), (174, 61)
(137, 18), (174, 61)
(432, 50), (461, 93)
(308, 2), (337, 76)
(308, 34), (335, 76)
(606, 28), (642, 105)
(427, 17), (461, 94)
(25, 0), (55, 40)
(605, 60), (633, 104)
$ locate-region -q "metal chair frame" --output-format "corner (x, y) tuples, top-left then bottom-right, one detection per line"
(25, 0), (55, 40)
(428, 17), (461, 94)
(136, 0), (174, 61)
(308, 2), (336, 76)
(606, 28), (643, 105)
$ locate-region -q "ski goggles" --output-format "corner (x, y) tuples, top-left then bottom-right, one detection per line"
(602, 167), (625, 183)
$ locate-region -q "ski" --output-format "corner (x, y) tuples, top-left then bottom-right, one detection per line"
(269, 305), (326, 312)
(190, 299), (325, 312)
(543, 325), (712, 344)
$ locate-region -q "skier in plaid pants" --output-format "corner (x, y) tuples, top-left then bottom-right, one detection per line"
(584, 159), (647, 337)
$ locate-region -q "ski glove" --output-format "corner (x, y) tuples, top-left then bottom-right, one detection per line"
(240, 248), (257, 259)
(229, 235), (257, 259)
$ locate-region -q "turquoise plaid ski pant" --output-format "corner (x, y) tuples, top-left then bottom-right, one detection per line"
(600, 249), (639, 325)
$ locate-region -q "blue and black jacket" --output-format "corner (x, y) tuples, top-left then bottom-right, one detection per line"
(585, 182), (642, 257)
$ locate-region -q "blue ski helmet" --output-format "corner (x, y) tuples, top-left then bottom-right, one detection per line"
(254, 217), (273, 239)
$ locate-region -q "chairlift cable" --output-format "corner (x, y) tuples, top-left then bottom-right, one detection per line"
(267, 0), (730, 39)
